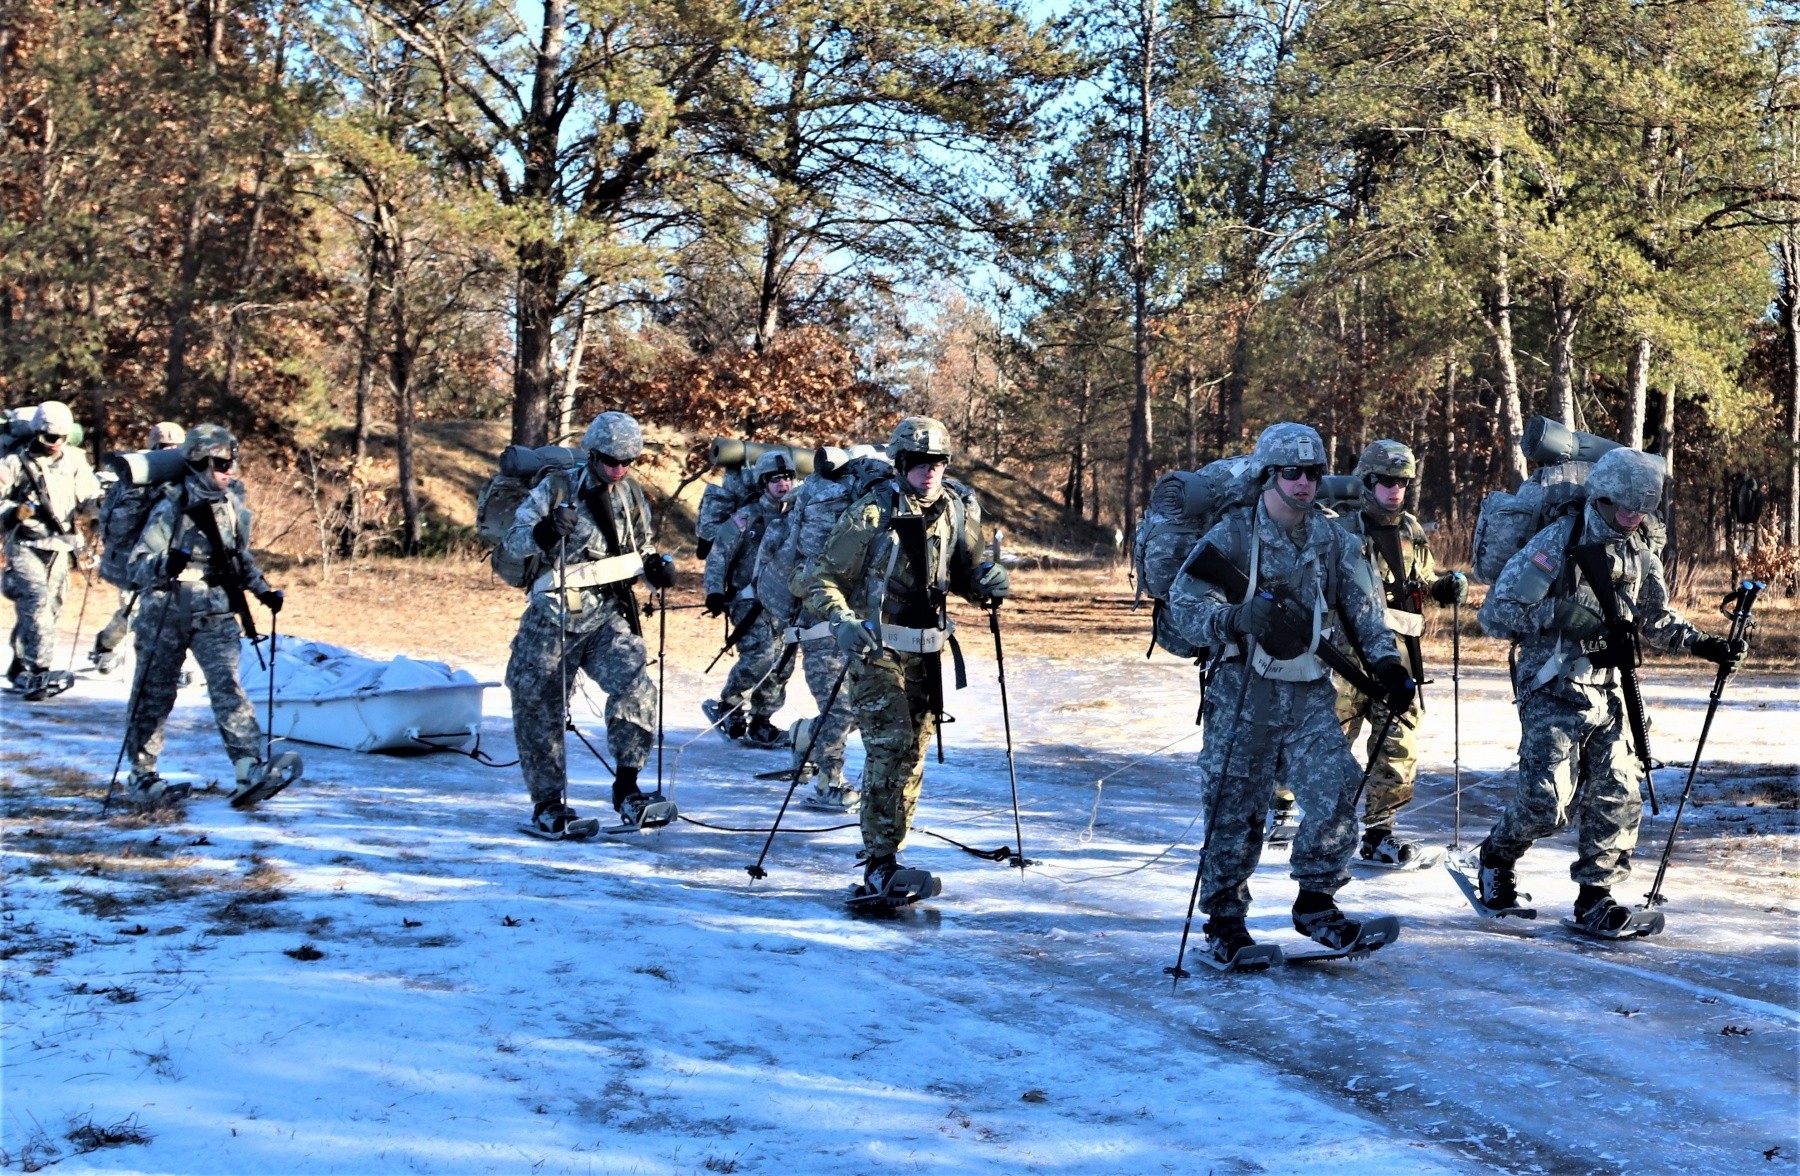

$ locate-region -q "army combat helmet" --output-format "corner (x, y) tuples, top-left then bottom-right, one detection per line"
(1355, 439), (1416, 522)
(753, 448), (798, 491)
(148, 422), (186, 450)
(182, 423), (238, 466)
(887, 416), (952, 471)
(31, 400), (76, 438)
(1585, 446), (1665, 518)
(581, 411), (644, 466)
(1250, 422), (1327, 511)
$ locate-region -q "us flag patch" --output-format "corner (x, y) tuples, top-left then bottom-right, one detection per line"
(1532, 551), (1558, 576)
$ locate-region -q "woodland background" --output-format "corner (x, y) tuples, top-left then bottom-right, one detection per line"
(5, 0), (1799, 582)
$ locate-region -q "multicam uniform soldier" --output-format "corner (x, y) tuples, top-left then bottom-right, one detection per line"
(763, 444), (894, 810)
(701, 450), (798, 748)
(91, 421), (187, 673)
(123, 425), (300, 809)
(1326, 440), (1468, 866)
(1472, 446), (1745, 933)
(502, 411), (679, 837)
(805, 418), (1009, 901)
(2, 401), (102, 700)
(1166, 423), (1414, 964)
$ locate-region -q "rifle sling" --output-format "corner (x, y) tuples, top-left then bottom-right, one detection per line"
(183, 497), (259, 641)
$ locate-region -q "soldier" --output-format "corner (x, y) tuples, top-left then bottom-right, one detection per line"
(767, 444), (893, 810)
(502, 411), (679, 838)
(1166, 422), (1414, 965)
(1, 401), (102, 700)
(122, 424), (300, 809)
(91, 421), (186, 673)
(701, 449), (798, 748)
(805, 417), (1009, 904)
(1325, 439), (1468, 866)
(1472, 446), (1745, 934)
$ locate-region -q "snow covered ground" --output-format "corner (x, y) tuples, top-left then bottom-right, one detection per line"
(3, 639), (1795, 1174)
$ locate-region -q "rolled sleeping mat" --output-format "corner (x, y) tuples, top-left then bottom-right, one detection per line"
(499, 444), (585, 478)
(1523, 416), (1621, 466)
(107, 446), (189, 487)
(709, 438), (816, 476)
(813, 445), (850, 477)
(1319, 474), (1363, 503)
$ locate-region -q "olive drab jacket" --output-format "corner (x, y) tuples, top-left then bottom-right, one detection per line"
(0, 445), (100, 554)
(804, 479), (984, 650)
(1332, 508), (1438, 683)
(502, 466), (657, 634)
(127, 474), (270, 617)
(1478, 502), (1699, 698)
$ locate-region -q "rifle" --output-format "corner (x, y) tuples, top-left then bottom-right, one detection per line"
(1182, 541), (1384, 702)
(705, 600), (764, 673)
(1570, 542), (1658, 815)
(184, 502), (262, 648)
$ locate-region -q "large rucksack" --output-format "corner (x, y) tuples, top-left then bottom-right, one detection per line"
(1132, 456), (1259, 658)
(474, 444), (583, 587)
(95, 448), (188, 586)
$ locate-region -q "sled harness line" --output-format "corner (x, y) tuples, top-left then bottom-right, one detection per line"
(676, 813), (857, 835)
(408, 730), (520, 769)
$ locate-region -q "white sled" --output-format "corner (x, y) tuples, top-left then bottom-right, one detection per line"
(239, 637), (497, 754)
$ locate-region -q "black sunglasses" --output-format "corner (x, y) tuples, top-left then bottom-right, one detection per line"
(1370, 474), (1410, 489)
(1275, 464), (1325, 482)
(195, 455), (234, 472)
(592, 453), (635, 468)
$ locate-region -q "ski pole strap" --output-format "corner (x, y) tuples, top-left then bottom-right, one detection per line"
(918, 826), (1031, 866)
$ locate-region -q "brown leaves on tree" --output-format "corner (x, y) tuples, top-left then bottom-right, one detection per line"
(583, 327), (898, 474)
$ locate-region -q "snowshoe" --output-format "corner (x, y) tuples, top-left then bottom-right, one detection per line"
(742, 716), (789, 750)
(89, 645), (126, 675)
(521, 801), (601, 841)
(229, 751), (303, 809)
(804, 782), (860, 812)
(1198, 917), (1283, 972)
(1285, 915), (1402, 964)
(1266, 799), (1300, 848)
(1563, 888), (1664, 940)
(1356, 831), (1443, 872)
(123, 770), (193, 811)
(847, 857), (941, 912)
(605, 790), (677, 835)
(1445, 851), (1538, 920)
(16, 667), (74, 701)
(702, 698), (747, 742)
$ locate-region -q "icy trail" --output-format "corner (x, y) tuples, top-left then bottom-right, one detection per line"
(2, 648), (1794, 1173)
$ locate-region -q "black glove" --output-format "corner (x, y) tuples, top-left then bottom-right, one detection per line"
(163, 548), (191, 578)
(1692, 634), (1748, 673)
(1373, 658), (1416, 714)
(695, 536), (714, 561)
(975, 561), (1010, 601)
(257, 589), (284, 615)
(532, 504), (581, 553)
(1225, 594), (1280, 638)
(1548, 592), (1605, 641)
(704, 591), (729, 617)
(644, 554), (677, 590)
(1429, 571), (1468, 606)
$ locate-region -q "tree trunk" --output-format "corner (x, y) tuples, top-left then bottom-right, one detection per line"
(756, 214), (788, 353)
(1658, 384), (1679, 577)
(1782, 228), (1800, 549)
(164, 2), (225, 409)
(1442, 356), (1460, 528)
(557, 295), (592, 443)
(510, 0), (569, 448)
(391, 271), (421, 556)
(1486, 61), (1528, 490)
(1123, 0), (1158, 540)
(1624, 335), (1652, 449)
(1545, 278), (1580, 429)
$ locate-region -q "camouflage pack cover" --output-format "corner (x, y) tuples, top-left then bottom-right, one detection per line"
(1132, 456), (1259, 658)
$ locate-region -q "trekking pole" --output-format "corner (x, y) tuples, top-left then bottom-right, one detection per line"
(986, 533), (1028, 872)
(101, 583), (177, 816)
(1168, 636), (1257, 989)
(1644, 580), (1763, 908)
(745, 657), (853, 881)
(1450, 598), (1462, 851)
(656, 585), (667, 791)
(65, 553), (95, 678)
(264, 596), (279, 762)
(557, 535), (570, 807)
(1350, 706), (1402, 812)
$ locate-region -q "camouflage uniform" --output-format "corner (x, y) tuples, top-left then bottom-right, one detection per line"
(805, 423), (996, 867)
(705, 489), (793, 724)
(123, 457), (271, 778)
(767, 454), (894, 792)
(1166, 425), (1400, 925)
(502, 414), (662, 812)
(1, 402), (101, 673)
(93, 423), (186, 666)
(1476, 451), (1706, 893)
(695, 465), (757, 561)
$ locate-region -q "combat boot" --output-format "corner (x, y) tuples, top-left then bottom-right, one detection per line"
(1477, 840), (1529, 911)
(125, 769), (192, 811)
(1202, 916), (1257, 965)
(1292, 889), (1362, 950)
(702, 698), (747, 742)
(1573, 884), (1633, 934)
(743, 716), (786, 749)
(1360, 827), (1424, 867)
(230, 752), (304, 809)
